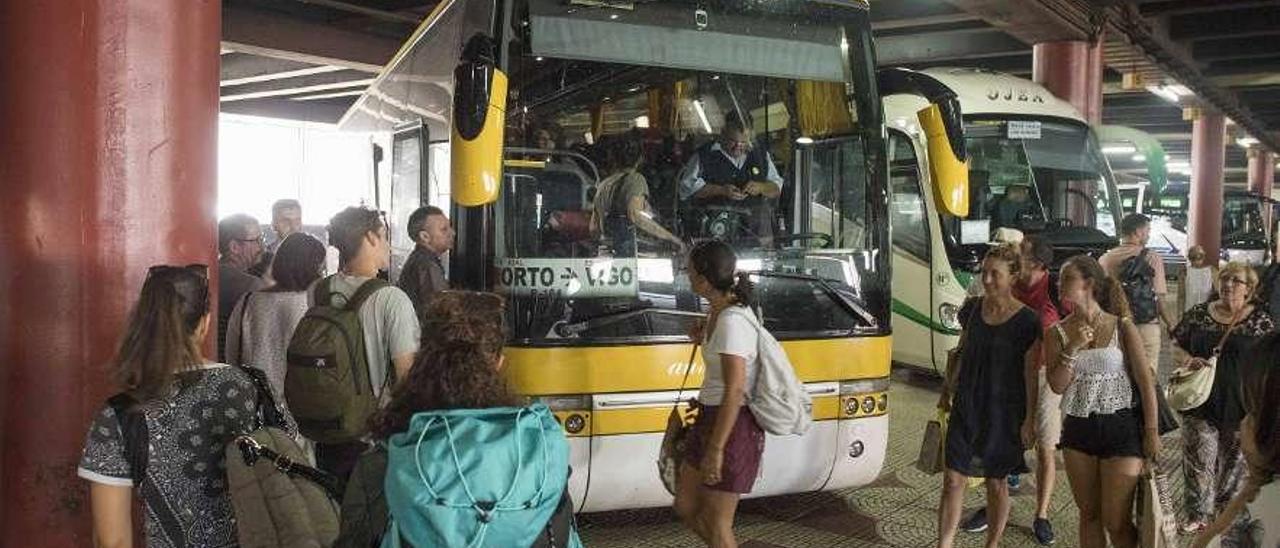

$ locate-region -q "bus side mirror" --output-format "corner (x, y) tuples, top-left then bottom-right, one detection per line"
(918, 101), (969, 217)
(451, 34), (507, 207)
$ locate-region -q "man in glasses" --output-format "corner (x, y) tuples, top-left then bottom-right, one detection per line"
(217, 213), (268, 361)
(677, 113), (784, 247)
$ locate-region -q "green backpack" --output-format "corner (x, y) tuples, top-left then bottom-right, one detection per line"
(286, 276), (390, 444)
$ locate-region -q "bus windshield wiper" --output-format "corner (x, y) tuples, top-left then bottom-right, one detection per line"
(749, 270), (878, 328)
(551, 302), (702, 338)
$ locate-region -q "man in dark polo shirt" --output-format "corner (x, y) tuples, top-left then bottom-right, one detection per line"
(398, 205), (453, 317)
(677, 115), (784, 246)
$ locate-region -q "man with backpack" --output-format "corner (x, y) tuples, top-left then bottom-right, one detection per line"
(1100, 213), (1171, 374)
(287, 207), (420, 485)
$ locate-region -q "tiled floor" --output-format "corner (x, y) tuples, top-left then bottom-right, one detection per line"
(578, 333), (1192, 547)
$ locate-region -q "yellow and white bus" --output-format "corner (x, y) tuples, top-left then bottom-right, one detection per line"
(883, 68), (1123, 375)
(341, 0), (965, 511)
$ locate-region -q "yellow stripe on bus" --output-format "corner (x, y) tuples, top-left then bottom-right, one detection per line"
(505, 336), (891, 395)
(551, 391), (888, 437)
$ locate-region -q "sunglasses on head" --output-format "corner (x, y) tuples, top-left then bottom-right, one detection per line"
(147, 264), (209, 279)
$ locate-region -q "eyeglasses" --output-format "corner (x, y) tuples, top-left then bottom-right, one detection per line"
(1220, 276), (1252, 288)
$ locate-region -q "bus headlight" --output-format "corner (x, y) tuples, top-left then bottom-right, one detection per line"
(844, 398), (859, 417)
(878, 394), (888, 412)
(939, 302), (961, 330)
(861, 396), (876, 414)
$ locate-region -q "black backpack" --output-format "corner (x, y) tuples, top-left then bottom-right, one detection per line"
(1258, 263), (1280, 319)
(1120, 249), (1159, 324)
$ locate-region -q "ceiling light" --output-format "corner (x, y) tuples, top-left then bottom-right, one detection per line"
(535, 56), (544, 62)
(692, 99), (713, 134)
(796, 136), (814, 145)
(633, 115), (649, 129)
(1237, 136), (1259, 148)
(609, 13), (619, 20)
(1132, 154), (1147, 162)
(1102, 144), (1138, 155)
(1147, 84), (1192, 103)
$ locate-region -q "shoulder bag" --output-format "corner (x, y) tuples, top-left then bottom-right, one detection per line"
(918, 298), (979, 475)
(657, 344), (701, 496)
(1167, 310), (1241, 411)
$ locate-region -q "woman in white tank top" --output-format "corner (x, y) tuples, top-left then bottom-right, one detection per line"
(1045, 255), (1162, 548)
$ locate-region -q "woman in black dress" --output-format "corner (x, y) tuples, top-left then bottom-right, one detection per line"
(937, 244), (1041, 548)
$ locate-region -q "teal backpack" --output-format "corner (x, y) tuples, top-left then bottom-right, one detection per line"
(381, 403), (583, 548)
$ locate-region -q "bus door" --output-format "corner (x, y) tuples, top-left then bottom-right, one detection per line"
(886, 129), (944, 373)
(387, 122), (430, 281)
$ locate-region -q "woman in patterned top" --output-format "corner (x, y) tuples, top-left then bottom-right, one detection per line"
(78, 265), (264, 548)
(1045, 255), (1161, 548)
(1172, 262), (1276, 535)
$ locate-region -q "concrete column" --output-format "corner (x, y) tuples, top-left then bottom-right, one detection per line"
(1032, 40), (1104, 124)
(0, 1), (220, 545)
(1188, 112), (1227, 262)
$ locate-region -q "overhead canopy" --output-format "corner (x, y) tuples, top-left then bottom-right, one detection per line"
(338, 0), (493, 135)
(1096, 125), (1168, 194)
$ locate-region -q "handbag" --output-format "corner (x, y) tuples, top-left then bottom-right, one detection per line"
(657, 344), (701, 496)
(1135, 464), (1177, 548)
(916, 410), (947, 474)
(1167, 312), (1241, 411)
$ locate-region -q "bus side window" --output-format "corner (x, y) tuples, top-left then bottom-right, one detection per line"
(888, 130), (929, 261)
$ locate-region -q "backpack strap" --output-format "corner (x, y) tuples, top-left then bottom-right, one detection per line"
(345, 278), (391, 312)
(231, 434), (342, 500)
(238, 365), (287, 430)
(107, 394), (148, 481)
(312, 275), (335, 307)
(106, 393), (187, 545)
(530, 470), (577, 548)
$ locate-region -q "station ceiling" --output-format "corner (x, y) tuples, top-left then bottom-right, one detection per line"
(220, 0), (1280, 186)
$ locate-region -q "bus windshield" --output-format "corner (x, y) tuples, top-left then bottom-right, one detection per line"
(942, 118), (1120, 249)
(495, 0), (885, 345)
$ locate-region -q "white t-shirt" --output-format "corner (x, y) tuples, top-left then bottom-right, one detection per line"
(1184, 266), (1215, 312)
(311, 274), (420, 398)
(699, 306), (760, 406)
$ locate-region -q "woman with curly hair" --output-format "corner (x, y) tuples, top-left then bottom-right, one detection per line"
(337, 291), (581, 548)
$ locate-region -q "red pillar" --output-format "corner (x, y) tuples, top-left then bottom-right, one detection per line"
(1032, 40), (1104, 124)
(1249, 149), (1277, 251)
(1248, 149), (1275, 197)
(0, 1), (220, 545)
(1188, 112), (1227, 262)
(1033, 39), (1105, 227)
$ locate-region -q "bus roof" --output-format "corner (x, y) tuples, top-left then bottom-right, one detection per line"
(883, 67), (1084, 125)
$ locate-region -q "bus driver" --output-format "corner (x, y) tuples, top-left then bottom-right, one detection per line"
(678, 115), (784, 246)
